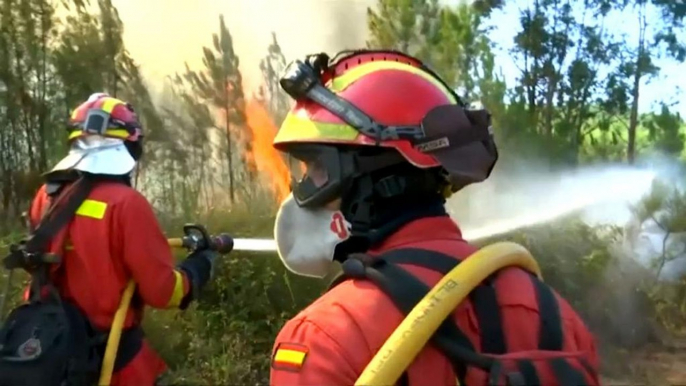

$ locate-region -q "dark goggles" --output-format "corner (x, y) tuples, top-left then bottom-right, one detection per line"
(288, 144), (406, 208)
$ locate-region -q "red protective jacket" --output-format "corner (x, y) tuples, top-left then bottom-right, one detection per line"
(269, 216), (599, 385)
(27, 181), (191, 386)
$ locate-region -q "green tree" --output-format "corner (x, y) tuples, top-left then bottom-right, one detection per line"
(603, 0), (686, 164)
(258, 32), (290, 125)
(509, 0), (620, 165)
(0, 0), (59, 225)
(628, 178), (686, 332)
(642, 104), (685, 157)
(178, 14), (247, 203)
(366, 0), (441, 56)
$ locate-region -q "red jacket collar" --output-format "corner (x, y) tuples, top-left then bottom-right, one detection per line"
(368, 216), (466, 253)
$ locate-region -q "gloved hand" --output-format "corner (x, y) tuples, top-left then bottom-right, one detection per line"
(177, 248), (218, 310)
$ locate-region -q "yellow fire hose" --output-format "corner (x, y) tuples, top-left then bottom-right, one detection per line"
(98, 234), (231, 386)
(98, 280), (136, 386)
(354, 241), (543, 386)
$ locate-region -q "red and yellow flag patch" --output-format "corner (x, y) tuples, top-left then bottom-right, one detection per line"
(271, 342), (309, 372)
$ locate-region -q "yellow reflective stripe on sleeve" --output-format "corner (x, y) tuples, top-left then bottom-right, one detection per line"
(75, 199), (108, 220)
(166, 270), (185, 308)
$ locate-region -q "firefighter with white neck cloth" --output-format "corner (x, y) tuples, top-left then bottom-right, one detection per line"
(268, 50), (600, 386)
(0, 93), (218, 386)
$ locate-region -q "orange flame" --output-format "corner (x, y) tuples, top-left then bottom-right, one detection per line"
(244, 100), (291, 202)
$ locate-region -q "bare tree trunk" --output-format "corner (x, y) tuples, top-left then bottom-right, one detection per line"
(224, 90), (235, 203)
(627, 5), (646, 165)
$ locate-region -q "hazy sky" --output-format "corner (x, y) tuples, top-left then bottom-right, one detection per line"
(111, 0), (684, 116)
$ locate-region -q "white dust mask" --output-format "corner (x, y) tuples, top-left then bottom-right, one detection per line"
(274, 193), (351, 278)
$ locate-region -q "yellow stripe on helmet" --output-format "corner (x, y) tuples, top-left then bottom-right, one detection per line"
(274, 61), (457, 146)
(70, 107), (81, 120)
(68, 128), (131, 140)
(329, 61), (457, 103)
(274, 113), (359, 144)
(101, 97), (124, 113)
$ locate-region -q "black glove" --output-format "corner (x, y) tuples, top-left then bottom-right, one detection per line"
(177, 249), (218, 310)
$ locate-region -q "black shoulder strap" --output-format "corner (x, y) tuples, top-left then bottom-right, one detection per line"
(3, 176), (95, 271)
(338, 248), (495, 385)
(27, 176), (95, 253)
(529, 273), (563, 351)
(330, 248), (508, 355)
(333, 247), (568, 385)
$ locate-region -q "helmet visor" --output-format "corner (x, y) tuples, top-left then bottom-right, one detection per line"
(286, 144), (406, 208)
(288, 145), (347, 208)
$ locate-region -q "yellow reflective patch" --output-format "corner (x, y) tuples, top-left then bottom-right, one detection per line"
(166, 270), (185, 308)
(76, 199), (107, 220)
(273, 112), (359, 145)
(65, 243), (74, 251)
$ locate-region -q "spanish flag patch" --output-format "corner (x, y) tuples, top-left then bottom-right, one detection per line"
(271, 342), (309, 372)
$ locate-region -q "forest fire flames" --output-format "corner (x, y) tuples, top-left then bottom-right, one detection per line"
(244, 100), (291, 202)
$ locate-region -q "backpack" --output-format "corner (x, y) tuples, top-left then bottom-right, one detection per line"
(0, 176), (104, 386)
(328, 248), (600, 386)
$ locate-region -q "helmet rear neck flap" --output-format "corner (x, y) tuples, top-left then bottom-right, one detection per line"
(277, 49), (498, 252)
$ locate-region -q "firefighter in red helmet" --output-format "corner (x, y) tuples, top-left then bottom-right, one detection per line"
(268, 50), (600, 385)
(23, 93), (217, 385)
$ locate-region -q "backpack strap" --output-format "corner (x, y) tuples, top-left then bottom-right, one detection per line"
(335, 249), (495, 385)
(331, 246), (576, 386)
(530, 274), (563, 351)
(3, 175), (96, 298)
(367, 249), (507, 355)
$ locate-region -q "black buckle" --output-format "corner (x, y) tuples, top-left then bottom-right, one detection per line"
(2, 243), (61, 271)
(375, 175), (406, 198)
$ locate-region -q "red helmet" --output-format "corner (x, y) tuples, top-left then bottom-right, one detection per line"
(48, 93), (144, 176)
(67, 93), (142, 143)
(273, 50), (498, 207)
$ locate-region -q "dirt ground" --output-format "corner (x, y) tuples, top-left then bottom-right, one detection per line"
(602, 341), (686, 385)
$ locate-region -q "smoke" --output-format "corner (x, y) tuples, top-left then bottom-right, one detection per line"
(112, 0), (376, 96)
(447, 163), (656, 240)
(445, 153), (686, 286)
(620, 153), (686, 281)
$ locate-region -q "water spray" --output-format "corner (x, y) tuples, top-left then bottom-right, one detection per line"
(228, 167), (656, 253)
